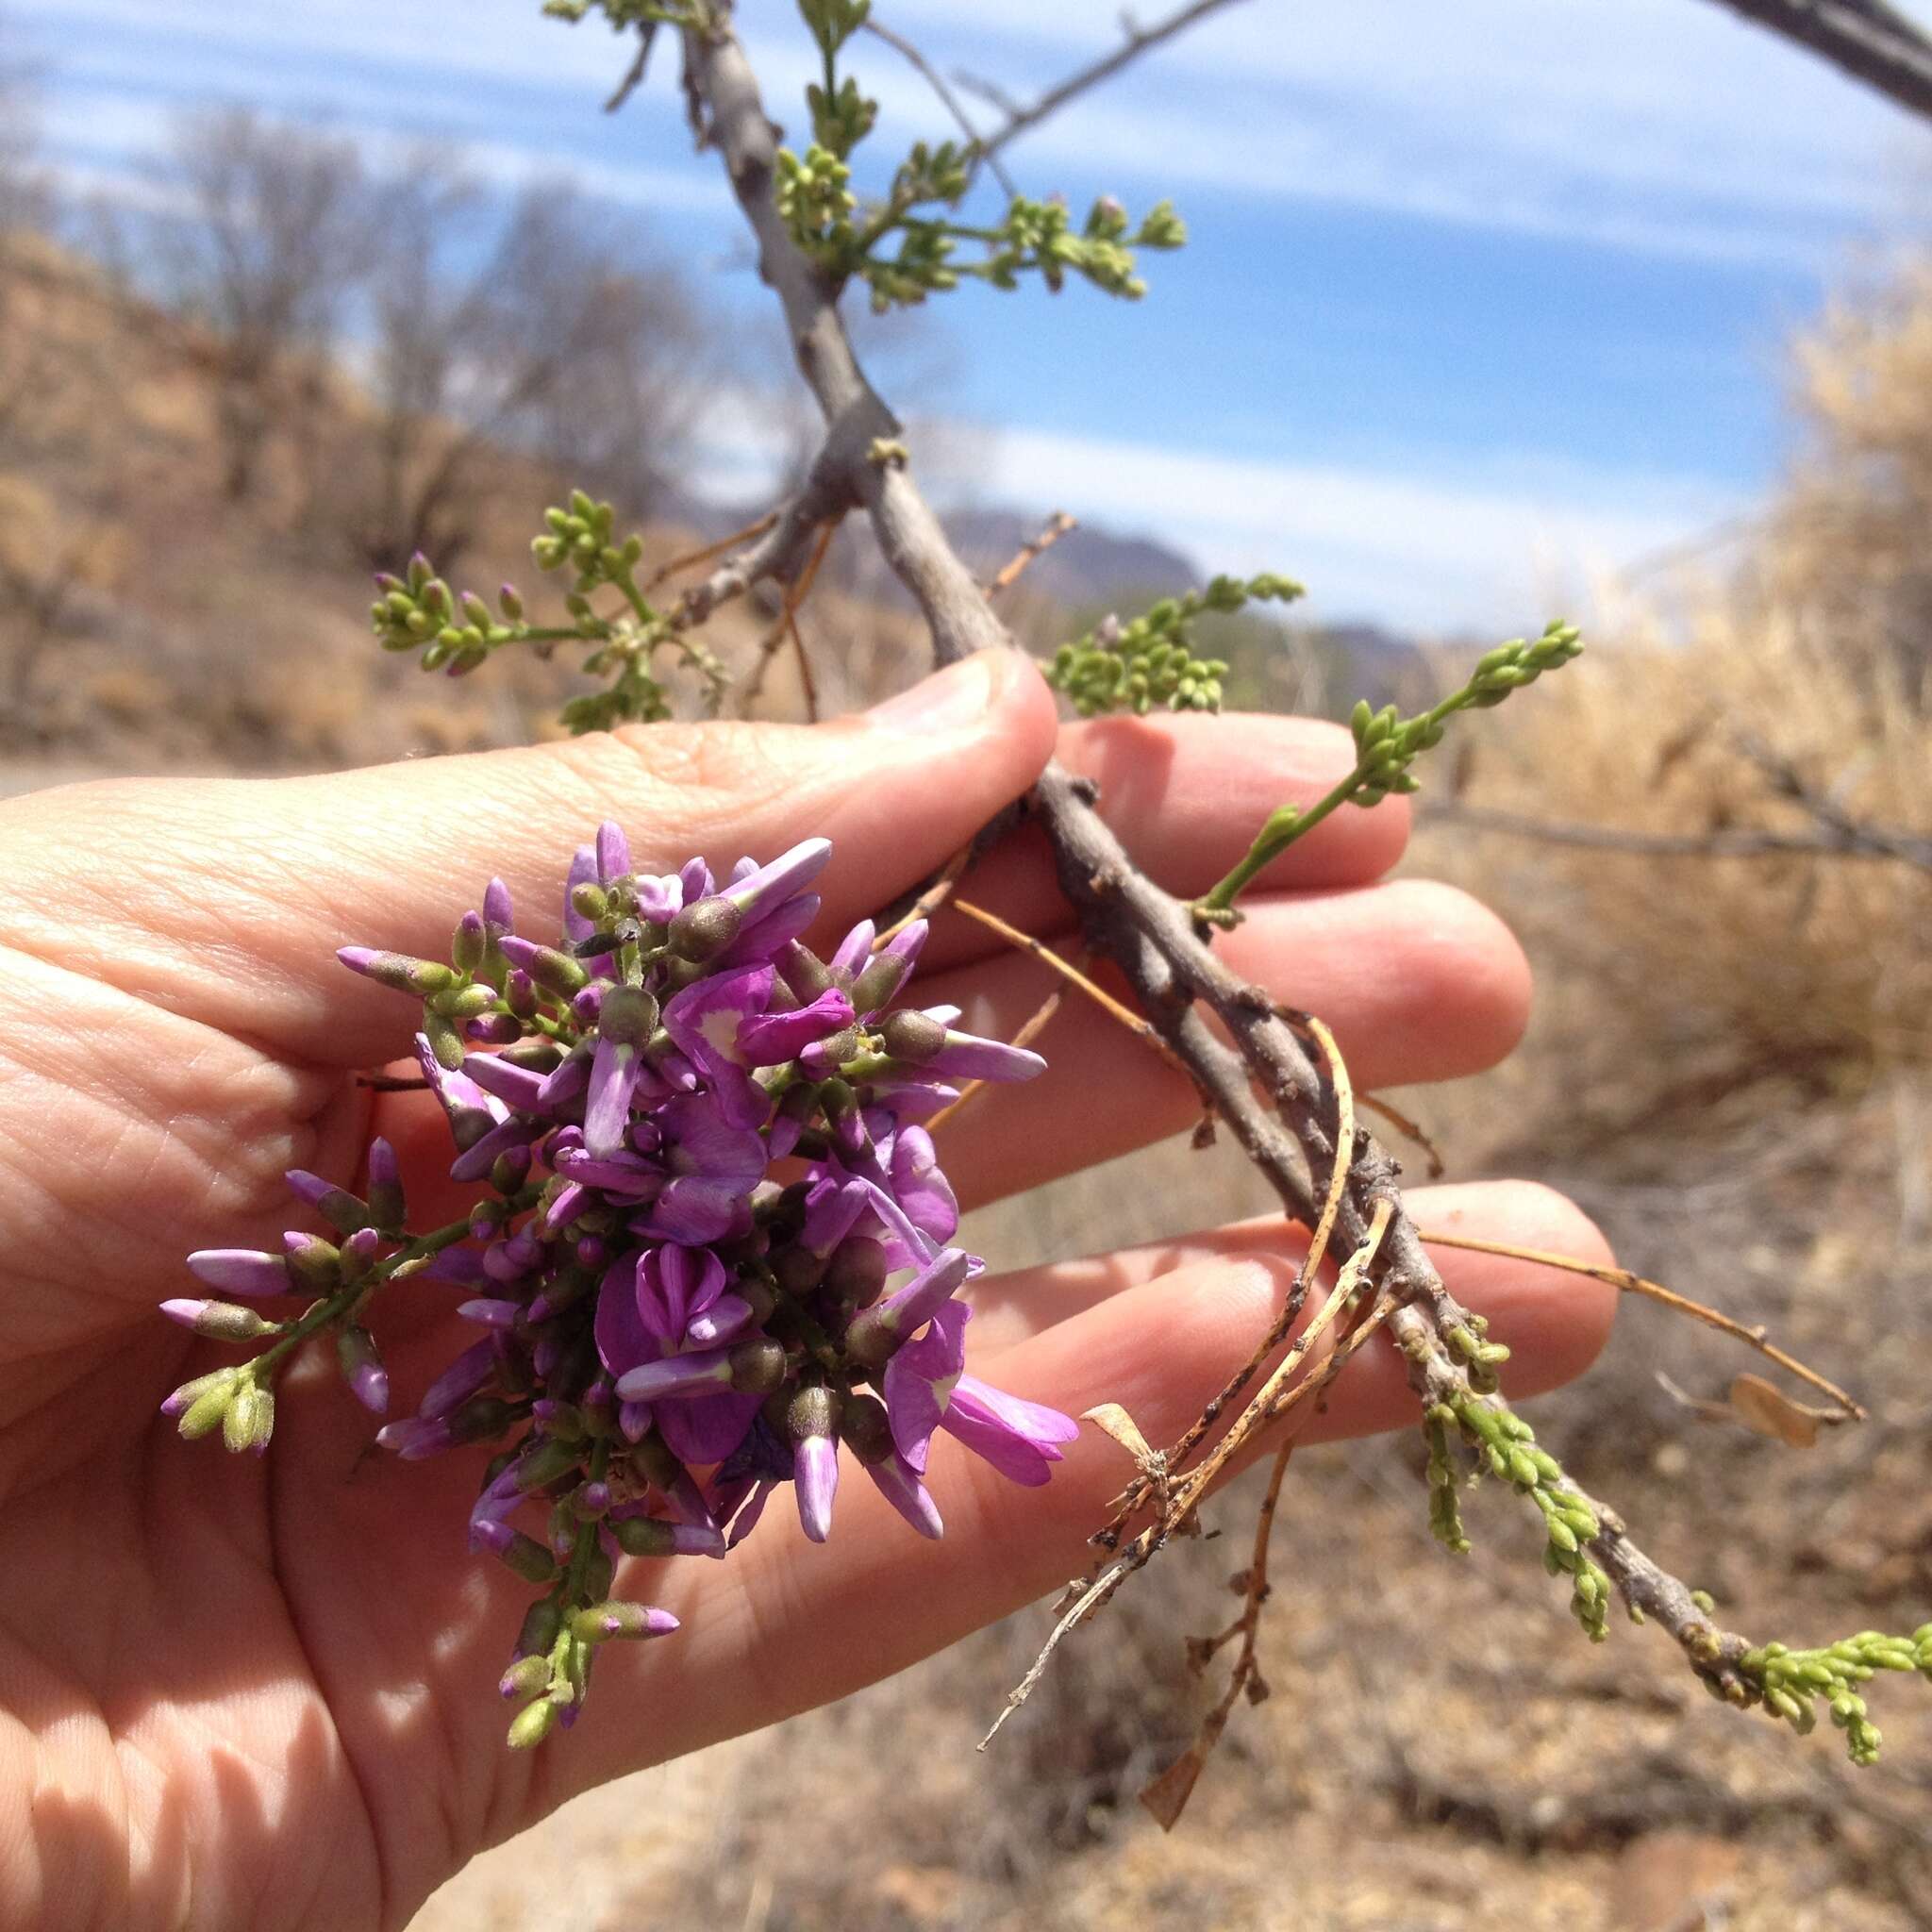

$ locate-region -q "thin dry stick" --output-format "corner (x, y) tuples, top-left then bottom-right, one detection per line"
(1357, 1091), (1445, 1179)
(983, 509), (1077, 598)
(744, 521), (833, 717)
(643, 509), (783, 593)
(861, 17), (1018, 199)
(950, 896), (1197, 1080)
(1140, 1440), (1295, 1831)
(926, 974), (1072, 1132)
(1416, 1228), (1866, 1419)
(873, 843), (972, 946)
(1105, 1009), (1357, 1532)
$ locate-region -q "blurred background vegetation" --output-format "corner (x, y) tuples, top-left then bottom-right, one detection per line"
(3, 10), (1932, 1929)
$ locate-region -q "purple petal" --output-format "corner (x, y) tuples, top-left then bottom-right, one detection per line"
(633, 873), (682, 922)
(562, 844), (598, 943)
(794, 1436), (839, 1543)
(584, 1035), (642, 1159)
(724, 838), (831, 924)
(461, 1054), (553, 1113)
(661, 964), (774, 1077)
(484, 876), (514, 933)
(885, 1299), (970, 1473)
(891, 1125), (958, 1246)
(645, 1175), (744, 1246)
(595, 820), (632, 884)
(419, 1339), (495, 1420)
(594, 1257), (655, 1379)
(449, 1118), (542, 1185)
(715, 891), (820, 966)
(734, 988), (856, 1067)
(457, 1297), (524, 1330)
(864, 1450), (944, 1539)
(613, 1349), (734, 1403)
(679, 856), (715, 903)
(657, 1391), (762, 1468)
(375, 1415), (457, 1459)
(185, 1249), (291, 1298)
(661, 1092), (768, 1188)
(422, 1243), (490, 1287)
(685, 1291), (754, 1349)
(937, 1374), (1080, 1487)
(828, 919), (875, 979)
(924, 1032), (1048, 1083)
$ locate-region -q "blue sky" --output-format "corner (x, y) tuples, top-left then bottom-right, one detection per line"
(11, 0), (1932, 630)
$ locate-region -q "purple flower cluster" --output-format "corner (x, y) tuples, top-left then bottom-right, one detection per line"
(160, 825), (1077, 1745)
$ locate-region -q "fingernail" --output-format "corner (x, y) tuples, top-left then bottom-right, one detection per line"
(864, 651), (1000, 735)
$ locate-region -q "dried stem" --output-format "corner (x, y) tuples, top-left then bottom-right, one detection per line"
(949, 895), (1195, 1082)
(743, 518), (833, 717)
(1417, 1227), (1866, 1418)
(984, 509), (1077, 597)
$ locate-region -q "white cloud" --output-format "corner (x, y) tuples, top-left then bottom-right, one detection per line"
(936, 423), (1746, 631)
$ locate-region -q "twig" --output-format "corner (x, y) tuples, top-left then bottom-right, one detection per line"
(963, 0), (1255, 167)
(1416, 1228), (1866, 1419)
(1101, 1010), (1356, 1541)
(643, 508), (782, 592)
(984, 510), (1076, 598)
(1424, 800), (1932, 872)
(950, 895), (1195, 1080)
(603, 20), (658, 113)
(861, 17), (1019, 199)
(925, 974), (1070, 1132)
(743, 520), (834, 717)
(1701, 0), (1932, 123)
(1357, 1092), (1445, 1179)
(874, 842), (971, 946)
(978, 1547), (1137, 1749)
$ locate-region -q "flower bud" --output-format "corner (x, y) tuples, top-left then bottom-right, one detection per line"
(571, 1600), (679, 1643)
(880, 1008), (945, 1063)
(337, 947), (457, 996)
(499, 1656), (551, 1701)
(159, 1298), (277, 1342)
(729, 1336), (788, 1394)
(667, 895), (743, 963)
(507, 1696), (558, 1750)
(337, 1325), (389, 1413)
(597, 984), (658, 1047)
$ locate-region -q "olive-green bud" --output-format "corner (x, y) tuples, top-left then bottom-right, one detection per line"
(823, 1237), (887, 1307)
(612, 1516), (677, 1557)
(729, 1337), (789, 1394)
(667, 895), (743, 963)
(840, 1391), (892, 1465)
(516, 1435), (586, 1489)
(507, 1697), (558, 1749)
(517, 1597), (563, 1659)
(178, 1377), (238, 1441)
(880, 1008), (945, 1063)
(849, 950), (910, 1014)
(570, 881), (609, 923)
(787, 1382), (841, 1444)
(597, 984), (658, 1047)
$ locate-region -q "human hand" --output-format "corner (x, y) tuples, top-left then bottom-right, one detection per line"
(0, 651), (1612, 1931)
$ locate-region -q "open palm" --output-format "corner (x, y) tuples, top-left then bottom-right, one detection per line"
(0, 652), (1613, 1932)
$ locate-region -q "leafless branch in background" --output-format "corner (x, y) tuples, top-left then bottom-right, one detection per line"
(953, 0), (1255, 172)
(157, 109), (367, 502)
(861, 17), (1018, 199)
(1702, 0), (1932, 121)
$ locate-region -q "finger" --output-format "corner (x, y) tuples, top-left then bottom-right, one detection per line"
(923, 877), (1531, 1207)
(0, 651), (1059, 1065)
(918, 710), (1409, 973)
(555, 1179), (1612, 1787)
(919, 714), (1406, 974)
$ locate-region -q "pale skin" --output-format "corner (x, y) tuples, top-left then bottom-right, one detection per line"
(0, 650), (1616, 1931)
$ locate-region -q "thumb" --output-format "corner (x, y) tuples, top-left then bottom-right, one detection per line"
(0, 649), (1058, 1064)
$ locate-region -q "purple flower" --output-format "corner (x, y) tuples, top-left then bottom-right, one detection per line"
(661, 964), (774, 1129)
(939, 1376), (1080, 1487)
(639, 1093), (765, 1244)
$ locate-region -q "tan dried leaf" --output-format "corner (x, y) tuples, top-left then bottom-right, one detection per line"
(1139, 1744), (1208, 1831)
(1728, 1373), (1822, 1449)
(1081, 1402), (1157, 1467)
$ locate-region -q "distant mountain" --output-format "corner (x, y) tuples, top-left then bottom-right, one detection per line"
(937, 508), (1202, 611)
